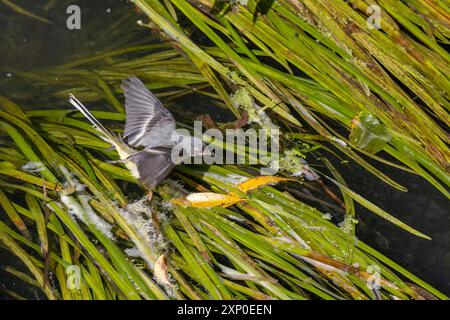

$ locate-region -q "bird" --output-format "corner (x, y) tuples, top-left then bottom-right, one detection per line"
(69, 76), (183, 199)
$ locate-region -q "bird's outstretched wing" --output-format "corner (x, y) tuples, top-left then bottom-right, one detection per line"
(121, 76), (176, 149)
(128, 147), (175, 190)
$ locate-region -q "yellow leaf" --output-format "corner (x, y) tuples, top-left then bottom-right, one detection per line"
(236, 176), (294, 193)
(172, 192), (244, 208)
(171, 197), (191, 207)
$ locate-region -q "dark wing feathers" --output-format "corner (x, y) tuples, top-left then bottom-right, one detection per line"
(128, 148), (175, 190)
(121, 77), (176, 148)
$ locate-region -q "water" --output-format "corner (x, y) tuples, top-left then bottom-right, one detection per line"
(0, 0), (449, 298)
(334, 158), (450, 294)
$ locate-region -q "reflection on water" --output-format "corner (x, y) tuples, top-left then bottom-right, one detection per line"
(0, 0), (449, 299)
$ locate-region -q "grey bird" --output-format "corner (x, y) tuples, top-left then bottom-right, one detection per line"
(69, 77), (179, 196)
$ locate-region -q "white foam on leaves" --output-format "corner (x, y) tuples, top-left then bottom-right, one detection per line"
(60, 195), (80, 218)
(79, 195), (115, 240)
(58, 165), (115, 240)
(22, 161), (45, 173)
(118, 198), (168, 269)
(75, 183), (87, 192)
(59, 165), (88, 191)
(125, 247), (141, 258)
(60, 194), (115, 241)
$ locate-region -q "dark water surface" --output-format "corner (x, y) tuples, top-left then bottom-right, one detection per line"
(0, 0), (449, 298)
(334, 158), (450, 294)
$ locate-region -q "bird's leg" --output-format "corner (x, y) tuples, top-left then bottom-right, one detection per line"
(146, 190), (153, 202)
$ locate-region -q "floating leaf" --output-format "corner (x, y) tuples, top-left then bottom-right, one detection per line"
(236, 176), (293, 193)
(172, 176), (294, 208)
(172, 192), (244, 208)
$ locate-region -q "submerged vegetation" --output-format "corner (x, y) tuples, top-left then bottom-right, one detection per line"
(0, 99), (445, 300)
(0, 0), (449, 300)
(129, 0), (450, 197)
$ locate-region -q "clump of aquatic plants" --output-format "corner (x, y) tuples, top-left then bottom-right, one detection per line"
(14, 0), (449, 196)
(0, 96), (446, 300)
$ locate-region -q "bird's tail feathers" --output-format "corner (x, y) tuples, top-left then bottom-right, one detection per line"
(68, 94), (118, 144)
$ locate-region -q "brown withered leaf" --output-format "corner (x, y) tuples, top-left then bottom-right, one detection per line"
(154, 254), (171, 286)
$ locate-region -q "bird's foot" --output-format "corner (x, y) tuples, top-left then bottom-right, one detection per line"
(146, 191), (153, 202)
